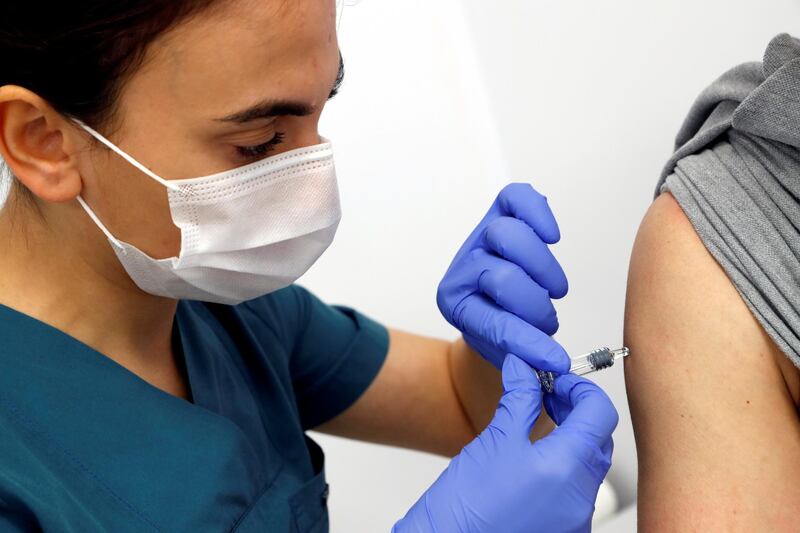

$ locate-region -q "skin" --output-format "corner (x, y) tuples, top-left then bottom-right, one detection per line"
(0, 0), (552, 458)
(624, 192), (800, 531)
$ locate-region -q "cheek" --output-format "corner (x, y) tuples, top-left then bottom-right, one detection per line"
(94, 155), (182, 259)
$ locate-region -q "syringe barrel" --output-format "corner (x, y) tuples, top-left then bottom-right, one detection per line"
(537, 347), (630, 393)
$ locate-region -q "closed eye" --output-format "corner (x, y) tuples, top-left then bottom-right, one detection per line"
(235, 132), (286, 161)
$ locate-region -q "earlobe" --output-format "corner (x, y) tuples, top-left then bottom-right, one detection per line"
(0, 86), (83, 203)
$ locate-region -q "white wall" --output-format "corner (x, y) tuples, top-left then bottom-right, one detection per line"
(306, 1), (800, 531)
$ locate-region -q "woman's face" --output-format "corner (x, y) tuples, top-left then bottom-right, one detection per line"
(46, 0), (340, 262)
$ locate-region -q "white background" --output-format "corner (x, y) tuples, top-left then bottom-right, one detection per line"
(306, 1), (800, 531)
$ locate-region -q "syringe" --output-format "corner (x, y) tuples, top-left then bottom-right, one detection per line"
(536, 347), (630, 394)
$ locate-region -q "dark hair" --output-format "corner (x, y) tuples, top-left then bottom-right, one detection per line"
(0, 2), (222, 209)
(0, 1), (221, 130)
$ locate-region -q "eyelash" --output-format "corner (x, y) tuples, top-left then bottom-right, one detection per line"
(235, 132), (286, 160)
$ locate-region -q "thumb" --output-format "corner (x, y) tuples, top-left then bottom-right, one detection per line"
(487, 354), (543, 440)
(549, 373), (619, 448)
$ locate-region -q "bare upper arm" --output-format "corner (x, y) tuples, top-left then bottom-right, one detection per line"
(313, 329), (555, 456)
(312, 328), (475, 456)
(625, 192), (800, 531)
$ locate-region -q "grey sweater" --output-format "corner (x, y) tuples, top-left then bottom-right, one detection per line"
(657, 33), (800, 368)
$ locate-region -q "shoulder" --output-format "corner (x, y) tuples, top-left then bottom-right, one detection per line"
(238, 284), (313, 319)
(626, 191), (737, 350)
(181, 285), (315, 350)
(627, 190), (732, 311)
(625, 192), (800, 529)
(626, 191), (799, 400)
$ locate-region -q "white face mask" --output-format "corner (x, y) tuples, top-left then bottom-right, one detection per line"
(74, 120), (342, 305)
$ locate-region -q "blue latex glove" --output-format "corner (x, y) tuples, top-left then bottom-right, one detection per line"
(437, 183), (570, 373)
(393, 354), (618, 533)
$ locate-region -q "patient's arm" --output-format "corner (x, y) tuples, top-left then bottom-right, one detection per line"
(624, 192), (800, 531)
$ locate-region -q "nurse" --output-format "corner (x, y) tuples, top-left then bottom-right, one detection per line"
(0, 1), (617, 532)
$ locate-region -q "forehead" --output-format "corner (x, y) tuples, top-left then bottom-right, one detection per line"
(120, 0), (339, 126)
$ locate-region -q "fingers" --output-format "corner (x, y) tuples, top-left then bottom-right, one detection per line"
(437, 183), (568, 375)
(547, 374), (619, 448)
(496, 183), (561, 245)
(476, 253), (559, 335)
(484, 216), (568, 299)
(487, 354), (543, 440)
(454, 293), (570, 372)
(439, 248), (559, 336)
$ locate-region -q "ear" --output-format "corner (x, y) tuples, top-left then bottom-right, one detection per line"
(0, 85), (84, 203)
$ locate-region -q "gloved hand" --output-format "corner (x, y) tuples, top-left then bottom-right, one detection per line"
(437, 183), (570, 372)
(393, 354), (618, 533)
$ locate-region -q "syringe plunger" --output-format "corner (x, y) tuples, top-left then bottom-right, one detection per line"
(570, 347), (629, 376)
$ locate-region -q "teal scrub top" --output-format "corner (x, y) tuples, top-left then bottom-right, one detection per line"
(0, 285), (390, 532)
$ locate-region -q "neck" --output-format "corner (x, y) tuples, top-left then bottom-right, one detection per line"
(0, 192), (178, 377)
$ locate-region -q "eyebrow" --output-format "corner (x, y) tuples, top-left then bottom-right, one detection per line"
(215, 51), (345, 124)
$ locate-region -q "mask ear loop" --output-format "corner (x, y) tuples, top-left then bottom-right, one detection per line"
(71, 119), (191, 252)
(72, 119), (183, 193)
(75, 195), (126, 252)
